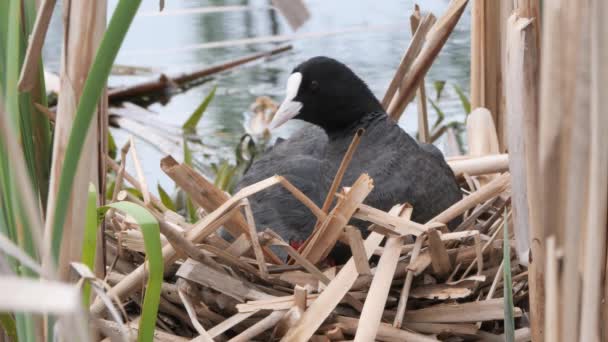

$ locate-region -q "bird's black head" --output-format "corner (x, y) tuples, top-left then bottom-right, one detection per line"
(270, 56), (383, 132)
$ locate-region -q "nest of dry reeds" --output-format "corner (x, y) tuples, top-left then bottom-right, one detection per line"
(88, 1), (532, 341)
(94, 128), (523, 342)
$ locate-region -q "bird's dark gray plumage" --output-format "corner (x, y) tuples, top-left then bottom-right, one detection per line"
(230, 57), (462, 259)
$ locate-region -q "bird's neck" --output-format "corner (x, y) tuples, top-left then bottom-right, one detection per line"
(325, 110), (385, 139)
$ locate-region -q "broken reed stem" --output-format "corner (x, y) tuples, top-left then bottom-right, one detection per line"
(448, 153), (509, 177)
(18, 0), (58, 91)
(471, 0), (505, 150)
(241, 199), (269, 279)
(91, 176), (282, 314)
(505, 12), (539, 265)
(393, 234), (425, 328)
(281, 205), (405, 342)
(460, 217), (504, 280)
(266, 233), (365, 312)
(389, 0), (469, 121)
(486, 259), (504, 300)
(354, 206), (412, 341)
(544, 236), (558, 342)
(206, 312), (256, 339)
(110, 142), (131, 203)
(410, 6), (430, 143)
(320, 128), (364, 214)
(579, 0), (608, 338)
(301, 174), (373, 265)
(228, 310), (285, 342)
(382, 11), (436, 109)
(430, 172), (510, 225)
(277, 177), (326, 221)
(128, 136), (151, 205)
(177, 289), (214, 340)
(108, 45), (293, 100)
(106, 156), (168, 212)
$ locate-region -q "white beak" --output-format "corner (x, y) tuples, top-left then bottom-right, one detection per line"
(270, 72), (303, 129)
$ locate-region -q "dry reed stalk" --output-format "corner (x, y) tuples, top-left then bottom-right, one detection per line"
(106, 157), (168, 212)
(466, 108), (500, 158)
(430, 172), (510, 225)
(300, 174), (373, 264)
(337, 316), (437, 342)
(460, 220), (504, 280)
(381, 12), (436, 109)
(206, 312), (257, 339)
(265, 232), (365, 311)
(277, 177), (326, 221)
(270, 0), (310, 30)
(128, 137), (151, 205)
(543, 236), (558, 342)
(96, 319), (186, 342)
(177, 289), (213, 341)
(403, 297), (521, 323)
(447, 154), (509, 177)
(108, 45), (292, 100)
(410, 6), (430, 143)
(453, 199), (496, 232)
(427, 228), (452, 279)
(320, 129), (364, 215)
(354, 203), (426, 235)
(236, 294), (318, 313)
(43, 0), (106, 280)
(505, 13), (539, 267)
(281, 205), (405, 342)
(177, 258), (270, 302)
(470, 0), (505, 150)
(382, 13), (436, 107)
(539, 1), (591, 341)
(389, 0), (469, 121)
(393, 234), (425, 328)
(161, 156), (247, 238)
(579, 1), (608, 339)
(354, 206), (412, 341)
(161, 155), (281, 263)
(486, 259), (504, 300)
(404, 322), (478, 336)
(110, 142), (131, 203)
(17, 0), (57, 91)
(514, 0), (541, 37)
(344, 226), (371, 276)
(229, 310), (286, 342)
(241, 199), (268, 279)
(91, 176), (281, 313)
(507, 2), (544, 340)
(465, 108), (500, 186)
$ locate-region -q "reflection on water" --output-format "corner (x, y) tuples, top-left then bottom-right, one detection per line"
(42, 0), (471, 191)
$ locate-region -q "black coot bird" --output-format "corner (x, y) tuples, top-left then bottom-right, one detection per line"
(234, 56), (461, 259)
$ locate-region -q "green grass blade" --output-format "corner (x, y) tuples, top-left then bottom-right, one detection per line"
(81, 184), (99, 307)
(157, 184), (176, 212)
(432, 80), (445, 101)
(103, 202), (163, 342)
(503, 208), (515, 342)
(108, 131), (118, 160)
(428, 98), (446, 130)
(182, 85), (216, 130)
(182, 138), (196, 221)
(0, 314), (17, 341)
(50, 0), (143, 263)
(453, 84), (471, 114)
(23, 0), (52, 207)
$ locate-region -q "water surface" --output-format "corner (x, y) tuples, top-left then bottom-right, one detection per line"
(43, 0), (471, 192)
